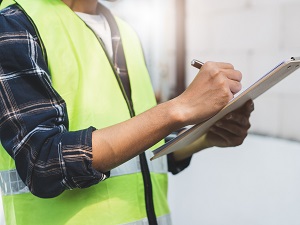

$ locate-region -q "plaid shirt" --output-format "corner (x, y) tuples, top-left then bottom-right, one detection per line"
(0, 5), (191, 198)
(0, 5), (105, 198)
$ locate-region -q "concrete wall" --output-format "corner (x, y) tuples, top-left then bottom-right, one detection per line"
(172, 0), (300, 224)
(185, 0), (300, 141)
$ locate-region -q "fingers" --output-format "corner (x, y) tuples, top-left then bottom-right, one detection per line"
(228, 80), (242, 95)
(244, 100), (255, 114)
(225, 69), (242, 82)
(204, 62), (242, 80)
(213, 119), (250, 137)
(211, 62), (234, 70)
(208, 100), (254, 147)
(177, 61), (245, 126)
(216, 104), (253, 130)
(226, 69), (242, 94)
(229, 100), (255, 118)
(203, 62), (243, 95)
(209, 112), (251, 147)
(208, 126), (246, 147)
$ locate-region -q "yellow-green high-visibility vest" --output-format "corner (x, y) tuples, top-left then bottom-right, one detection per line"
(0, 0), (171, 224)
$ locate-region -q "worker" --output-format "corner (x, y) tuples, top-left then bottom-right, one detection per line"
(0, 0), (254, 224)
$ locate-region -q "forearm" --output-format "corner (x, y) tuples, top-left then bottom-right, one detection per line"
(0, 16), (106, 197)
(92, 62), (245, 172)
(92, 99), (185, 172)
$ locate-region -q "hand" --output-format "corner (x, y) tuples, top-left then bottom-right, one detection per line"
(173, 61), (242, 126)
(204, 100), (254, 148)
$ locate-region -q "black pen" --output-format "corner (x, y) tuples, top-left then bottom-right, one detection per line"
(191, 59), (204, 69)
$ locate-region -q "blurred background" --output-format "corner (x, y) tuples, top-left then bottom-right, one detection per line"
(1, 0), (300, 224)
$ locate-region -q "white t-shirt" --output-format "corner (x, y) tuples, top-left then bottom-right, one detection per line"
(76, 12), (113, 59)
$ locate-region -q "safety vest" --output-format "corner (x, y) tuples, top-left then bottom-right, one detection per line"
(0, 0), (171, 224)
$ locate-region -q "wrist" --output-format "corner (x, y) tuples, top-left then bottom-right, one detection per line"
(166, 97), (190, 128)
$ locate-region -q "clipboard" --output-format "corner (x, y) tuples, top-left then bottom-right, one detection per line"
(151, 57), (300, 160)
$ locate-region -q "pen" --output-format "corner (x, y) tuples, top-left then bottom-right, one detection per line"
(191, 59), (204, 69)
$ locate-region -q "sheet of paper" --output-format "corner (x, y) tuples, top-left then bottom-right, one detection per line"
(151, 57), (300, 160)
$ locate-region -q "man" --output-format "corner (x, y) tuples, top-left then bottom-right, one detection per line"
(0, 0), (254, 224)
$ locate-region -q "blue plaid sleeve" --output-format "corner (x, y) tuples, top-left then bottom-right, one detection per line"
(0, 6), (107, 198)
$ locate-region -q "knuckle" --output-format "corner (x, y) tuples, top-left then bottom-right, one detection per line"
(241, 130), (249, 139)
(237, 139), (244, 146)
(205, 61), (215, 68)
(238, 82), (242, 91)
(234, 136), (245, 146)
(227, 63), (234, 69)
(250, 102), (255, 111)
(205, 62), (221, 77)
(210, 68), (221, 78)
(218, 77), (227, 87)
(241, 117), (248, 126)
(220, 86), (231, 98)
(233, 81), (242, 93)
(247, 122), (251, 129)
(235, 70), (242, 81)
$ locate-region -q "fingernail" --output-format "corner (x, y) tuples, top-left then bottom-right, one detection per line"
(249, 102), (254, 110)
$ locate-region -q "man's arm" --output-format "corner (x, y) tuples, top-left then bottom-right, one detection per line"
(0, 7), (106, 198)
(91, 61), (243, 172)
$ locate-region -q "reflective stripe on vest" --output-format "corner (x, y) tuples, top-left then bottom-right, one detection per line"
(0, 170), (29, 196)
(110, 150), (168, 177)
(0, 150), (167, 196)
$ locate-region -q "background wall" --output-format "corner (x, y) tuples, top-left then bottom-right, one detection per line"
(185, 0), (300, 141)
(172, 0), (300, 224)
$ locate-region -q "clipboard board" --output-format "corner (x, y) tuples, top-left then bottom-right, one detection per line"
(151, 57), (300, 160)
